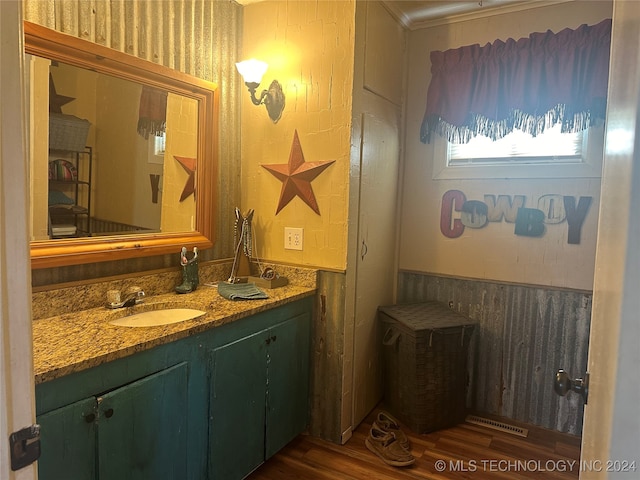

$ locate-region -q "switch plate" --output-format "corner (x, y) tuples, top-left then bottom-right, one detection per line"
(284, 227), (303, 250)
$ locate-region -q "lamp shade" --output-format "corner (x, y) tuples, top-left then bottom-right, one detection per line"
(235, 59), (268, 84)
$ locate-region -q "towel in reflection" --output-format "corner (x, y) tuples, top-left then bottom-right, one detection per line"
(218, 282), (268, 300)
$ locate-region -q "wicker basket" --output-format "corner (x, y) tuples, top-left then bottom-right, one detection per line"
(49, 113), (90, 152)
(379, 301), (476, 433)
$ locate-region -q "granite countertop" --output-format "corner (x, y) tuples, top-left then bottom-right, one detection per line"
(33, 283), (316, 385)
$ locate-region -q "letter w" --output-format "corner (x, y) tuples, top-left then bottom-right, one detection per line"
(484, 195), (526, 223)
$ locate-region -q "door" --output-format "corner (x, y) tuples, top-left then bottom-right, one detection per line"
(348, 1), (405, 430)
(352, 107), (401, 426)
(0, 4), (37, 479)
(265, 314), (311, 458)
(98, 363), (188, 480)
(37, 397), (97, 480)
(580, 1), (640, 472)
(209, 331), (267, 480)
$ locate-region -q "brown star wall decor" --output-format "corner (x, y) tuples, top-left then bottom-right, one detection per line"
(261, 130), (335, 215)
(174, 156), (196, 202)
(49, 73), (75, 113)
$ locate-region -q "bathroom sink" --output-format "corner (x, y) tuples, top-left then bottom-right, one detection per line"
(109, 308), (206, 327)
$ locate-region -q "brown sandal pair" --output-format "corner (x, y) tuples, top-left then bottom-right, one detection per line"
(365, 410), (414, 467)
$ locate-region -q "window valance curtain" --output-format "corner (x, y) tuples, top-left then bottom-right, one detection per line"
(420, 18), (612, 144)
(137, 86), (168, 140)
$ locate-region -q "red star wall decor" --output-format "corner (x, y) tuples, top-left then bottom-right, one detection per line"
(261, 130), (335, 215)
(174, 156), (196, 202)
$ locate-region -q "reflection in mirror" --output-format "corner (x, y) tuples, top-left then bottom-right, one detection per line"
(28, 57), (198, 241)
(25, 21), (217, 269)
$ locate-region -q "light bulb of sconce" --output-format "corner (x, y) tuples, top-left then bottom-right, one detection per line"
(235, 59), (268, 85)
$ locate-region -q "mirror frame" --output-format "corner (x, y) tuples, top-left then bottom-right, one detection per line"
(25, 21), (218, 269)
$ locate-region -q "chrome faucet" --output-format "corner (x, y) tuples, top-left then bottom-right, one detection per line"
(106, 287), (145, 309)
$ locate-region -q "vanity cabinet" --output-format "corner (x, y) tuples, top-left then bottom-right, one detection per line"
(34, 298), (313, 480)
(208, 311), (311, 479)
(37, 362), (189, 480)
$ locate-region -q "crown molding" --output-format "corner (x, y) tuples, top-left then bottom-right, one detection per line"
(383, 0), (576, 31)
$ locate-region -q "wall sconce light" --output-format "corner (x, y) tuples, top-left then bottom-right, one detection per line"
(236, 59), (285, 123)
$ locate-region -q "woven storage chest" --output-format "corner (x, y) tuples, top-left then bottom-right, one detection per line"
(379, 301), (476, 433)
(49, 113), (90, 152)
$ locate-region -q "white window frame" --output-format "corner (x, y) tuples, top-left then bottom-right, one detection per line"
(431, 125), (604, 180)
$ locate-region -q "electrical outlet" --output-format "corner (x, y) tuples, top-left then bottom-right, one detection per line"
(284, 227), (303, 250)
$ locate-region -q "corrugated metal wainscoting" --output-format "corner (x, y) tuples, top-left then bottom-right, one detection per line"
(398, 271), (591, 436)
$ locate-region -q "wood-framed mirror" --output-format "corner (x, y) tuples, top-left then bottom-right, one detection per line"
(25, 21), (217, 269)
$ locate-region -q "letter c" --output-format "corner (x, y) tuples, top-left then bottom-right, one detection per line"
(441, 190), (466, 238)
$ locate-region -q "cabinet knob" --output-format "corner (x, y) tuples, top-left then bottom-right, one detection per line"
(84, 413), (96, 423)
(104, 408), (114, 418)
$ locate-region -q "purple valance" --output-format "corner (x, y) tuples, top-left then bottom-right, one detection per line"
(137, 86), (167, 140)
(420, 18), (612, 144)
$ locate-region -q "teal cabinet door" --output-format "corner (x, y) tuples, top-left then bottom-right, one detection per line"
(37, 396), (97, 480)
(209, 331), (268, 480)
(98, 362), (189, 480)
(208, 309), (311, 479)
(265, 313), (311, 458)
(265, 314), (310, 458)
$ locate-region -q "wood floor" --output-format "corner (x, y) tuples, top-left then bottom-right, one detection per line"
(249, 409), (581, 480)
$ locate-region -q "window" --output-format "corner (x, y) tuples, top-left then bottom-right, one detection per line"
(148, 133), (166, 165)
(154, 133), (166, 156)
(432, 124), (604, 180)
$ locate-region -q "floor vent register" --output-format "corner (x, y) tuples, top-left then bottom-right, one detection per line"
(465, 415), (529, 437)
